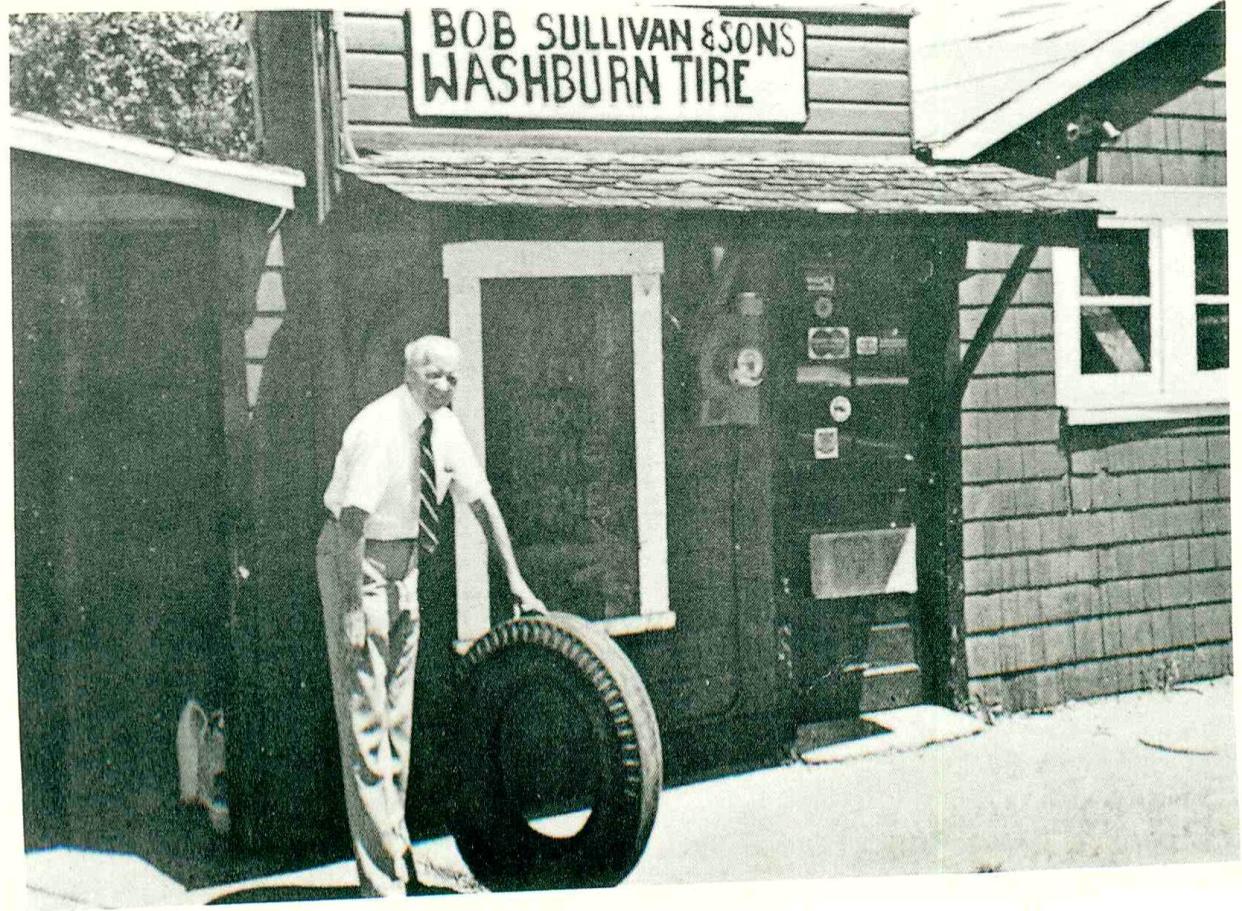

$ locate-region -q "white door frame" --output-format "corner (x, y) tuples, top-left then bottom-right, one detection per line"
(442, 240), (674, 645)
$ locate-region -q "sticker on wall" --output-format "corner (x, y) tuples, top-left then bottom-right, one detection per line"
(807, 326), (850, 361)
(804, 269), (836, 294)
(812, 295), (835, 319)
(878, 334), (909, 356)
(796, 364), (851, 386)
(829, 395), (852, 423)
(813, 427), (840, 460)
(855, 335), (879, 356)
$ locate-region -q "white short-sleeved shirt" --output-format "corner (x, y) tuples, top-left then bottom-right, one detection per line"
(323, 385), (490, 540)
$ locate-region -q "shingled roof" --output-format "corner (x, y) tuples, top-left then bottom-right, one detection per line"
(342, 146), (1101, 215)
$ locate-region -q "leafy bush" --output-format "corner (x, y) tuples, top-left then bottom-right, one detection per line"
(9, 12), (258, 160)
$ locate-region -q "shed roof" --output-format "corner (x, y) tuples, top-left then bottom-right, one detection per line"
(908, 0), (1220, 160)
(8, 110), (305, 209)
(342, 144), (1102, 215)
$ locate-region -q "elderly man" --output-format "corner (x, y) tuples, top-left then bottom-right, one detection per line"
(316, 334), (545, 897)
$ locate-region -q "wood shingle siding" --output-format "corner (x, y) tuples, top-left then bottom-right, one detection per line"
(956, 6), (1231, 710)
(339, 10), (911, 154)
(1056, 65), (1226, 186)
(244, 232), (287, 410)
(959, 231), (1231, 711)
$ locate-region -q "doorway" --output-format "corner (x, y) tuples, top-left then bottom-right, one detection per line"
(770, 238), (926, 724)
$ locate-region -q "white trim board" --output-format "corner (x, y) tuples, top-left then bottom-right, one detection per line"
(442, 240), (672, 645)
(1065, 403), (1228, 425)
(9, 112), (305, 209)
(1085, 184), (1227, 220)
(930, 0), (1219, 161)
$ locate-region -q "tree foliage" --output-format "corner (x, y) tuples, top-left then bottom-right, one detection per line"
(9, 12), (258, 160)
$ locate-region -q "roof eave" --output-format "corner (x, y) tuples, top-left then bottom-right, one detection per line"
(9, 114), (306, 209)
(923, 0), (1219, 162)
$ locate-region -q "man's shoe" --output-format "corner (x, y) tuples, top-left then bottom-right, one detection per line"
(410, 856), (485, 895)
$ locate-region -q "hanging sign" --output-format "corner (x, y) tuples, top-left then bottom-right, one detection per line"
(409, 4), (807, 123)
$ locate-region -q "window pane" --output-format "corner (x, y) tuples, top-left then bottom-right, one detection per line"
(1080, 305), (1151, 373)
(1080, 229), (1150, 296)
(1197, 303), (1229, 370)
(481, 275), (639, 624)
(1194, 229), (1228, 295)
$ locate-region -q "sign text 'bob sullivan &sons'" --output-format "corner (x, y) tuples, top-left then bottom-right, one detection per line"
(409, 4), (808, 123)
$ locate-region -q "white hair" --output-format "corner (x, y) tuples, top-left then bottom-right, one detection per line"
(404, 335), (460, 369)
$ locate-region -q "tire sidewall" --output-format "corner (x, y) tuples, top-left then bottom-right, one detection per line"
(447, 612), (661, 891)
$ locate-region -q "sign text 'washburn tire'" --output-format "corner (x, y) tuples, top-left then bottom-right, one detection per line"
(409, 3), (807, 123)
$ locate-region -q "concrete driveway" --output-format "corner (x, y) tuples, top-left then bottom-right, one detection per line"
(21, 677), (1240, 908)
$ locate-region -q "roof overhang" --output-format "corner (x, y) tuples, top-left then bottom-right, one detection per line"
(924, 0), (1219, 161)
(341, 139), (1104, 218)
(8, 111), (306, 209)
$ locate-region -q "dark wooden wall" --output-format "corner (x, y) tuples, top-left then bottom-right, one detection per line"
(230, 188), (789, 847)
(11, 152), (275, 861)
(957, 9), (1231, 712)
(339, 8), (911, 155)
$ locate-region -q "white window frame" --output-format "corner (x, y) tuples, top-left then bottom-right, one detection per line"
(442, 240), (674, 649)
(1053, 185), (1229, 425)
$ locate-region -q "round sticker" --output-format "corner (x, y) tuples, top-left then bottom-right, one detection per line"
(829, 395), (852, 423)
(813, 295), (835, 319)
(731, 347), (766, 388)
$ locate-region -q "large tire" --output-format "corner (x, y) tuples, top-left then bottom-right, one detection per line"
(447, 612), (662, 892)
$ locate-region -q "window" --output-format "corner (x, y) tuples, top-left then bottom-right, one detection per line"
(1195, 228), (1229, 371)
(1053, 185), (1229, 424)
(442, 240), (673, 648)
(1078, 227), (1152, 375)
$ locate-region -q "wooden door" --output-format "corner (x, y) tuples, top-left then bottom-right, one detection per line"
(772, 242), (925, 724)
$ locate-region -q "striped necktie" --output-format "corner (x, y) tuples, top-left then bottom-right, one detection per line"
(417, 415), (439, 555)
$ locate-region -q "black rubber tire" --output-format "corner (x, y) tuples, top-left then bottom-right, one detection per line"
(446, 611), (662, 892)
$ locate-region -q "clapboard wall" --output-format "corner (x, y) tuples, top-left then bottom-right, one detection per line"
(339, 7), (911, 155)
(958, 10), (1231, 712)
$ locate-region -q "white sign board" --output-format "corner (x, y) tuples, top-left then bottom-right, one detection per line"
(409, 4), (807, 123)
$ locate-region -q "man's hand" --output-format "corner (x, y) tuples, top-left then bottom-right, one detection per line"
(510, 579), (548, 618)
(335, 506), (368, 646)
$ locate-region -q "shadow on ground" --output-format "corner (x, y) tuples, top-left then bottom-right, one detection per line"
(206, 882), (463, 904)
(24, 793), (348, 892)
